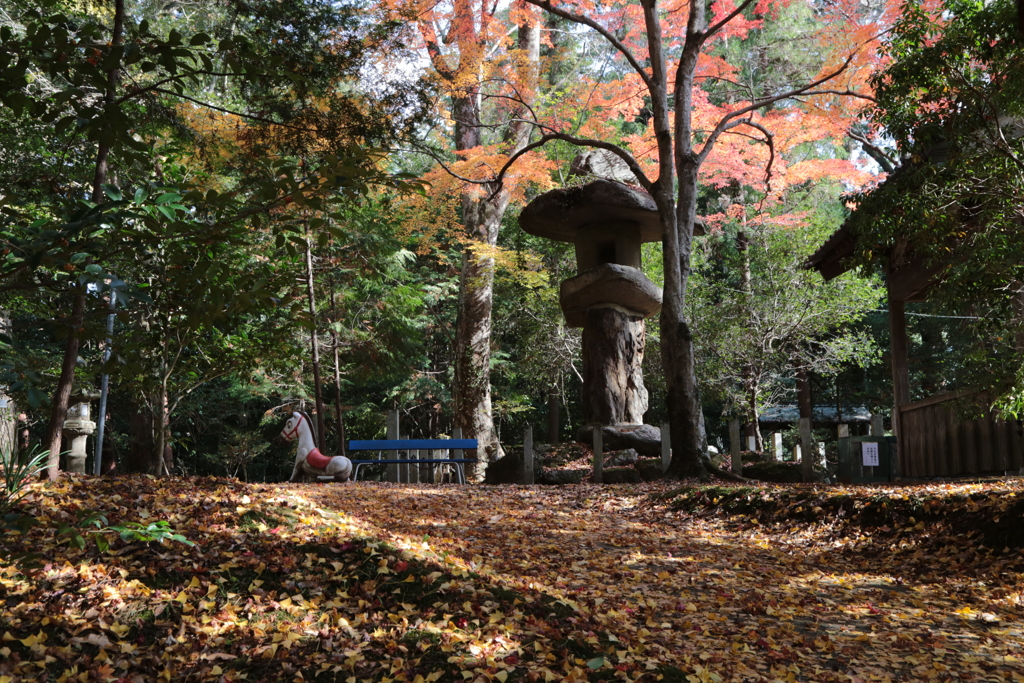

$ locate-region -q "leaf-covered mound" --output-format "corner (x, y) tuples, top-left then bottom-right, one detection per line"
(1, 476), (613, 683)
(656, 481), (1024, 550)
(3, 476), (1024, 682)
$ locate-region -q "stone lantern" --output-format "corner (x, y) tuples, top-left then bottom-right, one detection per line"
(63, 390), (97, 474)
(519, 179), (665, 427)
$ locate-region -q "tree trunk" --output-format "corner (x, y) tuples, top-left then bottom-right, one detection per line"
(304, 233), (326, 452)
(796, 367), (813, 419)
(330, 282), (346, 456)
(745, 380), (764, 452)
(452, 194), (502, 479)
(797, 366), (815, 481)
(662, 152), (708, 479)
(737, 229), (762, 451)
(127, 406), (157, 474)
(44, 286), (86, 479)
(156, 373), (171, 475)
(44, 0), (125, 480)
(451, 10), (539, 480)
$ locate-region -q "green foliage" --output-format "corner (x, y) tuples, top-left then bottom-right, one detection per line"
(847, 0), (1024, 416)
(689, 220), (883, 418)
(0, 445), (47, 518)
(55, 510), (194, 554)
(0, 0), (430, 477)
(106, 519), (195, 547)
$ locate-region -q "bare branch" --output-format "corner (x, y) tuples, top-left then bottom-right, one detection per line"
(151, 89), (328, 133)
(847, 130), (896, 172)
(703, 0), (758, 41)
(731, 119), (776, 212)
(698, 54), (858, 164)
(413, 147), (493, 186)
(522, 0), (653, 91)
(112, 71), (247, 108)
(487, 130), (655, 200)
(800, 88), (877, 103)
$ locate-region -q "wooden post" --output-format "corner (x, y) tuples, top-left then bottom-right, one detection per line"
(523, 425), (535, 485)
(889, 297), (911, 424)
(889, 296), (910, 478)
(592, 426), (603, 484)
(452, 427), (463, 485)
(386, 410), (400, 483)
(408, 449), (419, 484)
(792, 444), (801, 462)
(661, 422), (671, 472)
(800, 417), (814, 481)
(870, 414), (885, 436)
(838, 423), (849, 439)
(729, 419), (742, 475)
(547, 389), (560, 443)
(747, 435), (756, 452)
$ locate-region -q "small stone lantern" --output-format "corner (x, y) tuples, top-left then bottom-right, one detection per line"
(63, 390), (98, 474)
(520, 179), (674, 426)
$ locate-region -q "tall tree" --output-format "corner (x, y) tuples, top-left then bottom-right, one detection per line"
(389, 0), (544, 476)
(504, 0), (879, 477)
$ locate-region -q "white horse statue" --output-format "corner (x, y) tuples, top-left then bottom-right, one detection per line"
(276, 411), (353, 482)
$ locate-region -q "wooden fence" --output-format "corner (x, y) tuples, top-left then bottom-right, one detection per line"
(898, 391), (1024, 478)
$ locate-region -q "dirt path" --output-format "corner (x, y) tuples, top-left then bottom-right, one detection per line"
(294, 481), (1024, 682)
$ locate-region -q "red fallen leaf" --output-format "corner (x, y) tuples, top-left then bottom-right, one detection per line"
(394, 560), (409, 572)
(503, 654), (519, 664)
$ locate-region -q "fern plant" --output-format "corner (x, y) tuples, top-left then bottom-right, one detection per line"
(1, 446), (47, 520)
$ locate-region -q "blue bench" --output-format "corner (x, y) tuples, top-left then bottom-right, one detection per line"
(346, 439), (478, 484)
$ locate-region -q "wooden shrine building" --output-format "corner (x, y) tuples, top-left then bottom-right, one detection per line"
(807, 183), (1024, 479)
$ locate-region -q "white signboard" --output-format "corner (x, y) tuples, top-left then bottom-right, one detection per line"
(862, 441), (880, 467)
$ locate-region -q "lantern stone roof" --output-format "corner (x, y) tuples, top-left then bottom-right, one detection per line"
(559, 263), (662, 327)
(521, 179), (705, 242)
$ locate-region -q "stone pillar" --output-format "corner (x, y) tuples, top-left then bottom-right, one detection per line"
(870, 414), (885, 436)
(522, 425), (534, 485)
(799, 417), (814, 481)
(772, 432), (783, 461)
(661, 422), (671, 472)
(0, 395), (14, 461)
(62, 398), (96, 474)
(729, 419), (742, 475)
(581, 307), (647, 425)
